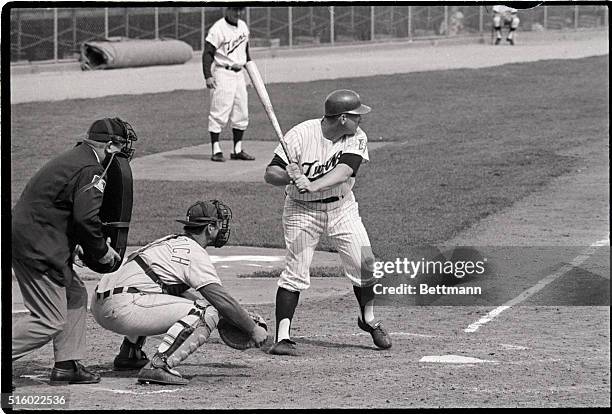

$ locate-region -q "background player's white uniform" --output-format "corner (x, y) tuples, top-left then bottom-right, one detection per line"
(273, 119), (376, 291)
(493, 5), (520, 44)
(206, 17), (250, 133)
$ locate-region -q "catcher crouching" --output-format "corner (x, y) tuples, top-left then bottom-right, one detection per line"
(90, 200), (268, 385)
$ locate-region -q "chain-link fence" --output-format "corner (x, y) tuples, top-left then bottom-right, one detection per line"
(9, 5), (609, 63)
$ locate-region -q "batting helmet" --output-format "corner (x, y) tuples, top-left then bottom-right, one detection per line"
(324, 89), (371, 117)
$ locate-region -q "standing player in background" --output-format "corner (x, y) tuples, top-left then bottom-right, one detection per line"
(492, 5), (520, 45)
(202, 6), (255, 162)
(263, 89), (392, 356)
(12, 118), (136, 386)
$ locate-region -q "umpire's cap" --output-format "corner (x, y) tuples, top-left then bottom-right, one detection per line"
(176, 201), (219, 227)
(324, 89), (371, 117)
(87, 117), (137, 144)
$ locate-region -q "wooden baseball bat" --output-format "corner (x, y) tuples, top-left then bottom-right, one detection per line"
(245, 61), (293, 163)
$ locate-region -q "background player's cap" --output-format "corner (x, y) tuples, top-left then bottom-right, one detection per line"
(177, 201), (218, 227)
(324, 89), (372, 117)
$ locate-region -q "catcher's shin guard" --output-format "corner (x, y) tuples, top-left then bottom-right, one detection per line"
(156, 302), (219, 368)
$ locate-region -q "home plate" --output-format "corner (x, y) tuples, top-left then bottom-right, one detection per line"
(419, 355), (497, 364)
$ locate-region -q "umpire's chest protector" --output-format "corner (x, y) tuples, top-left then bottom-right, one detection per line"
(82, 153), (134, 273)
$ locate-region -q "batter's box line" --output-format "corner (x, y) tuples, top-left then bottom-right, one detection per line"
(292, 332), (436, 339)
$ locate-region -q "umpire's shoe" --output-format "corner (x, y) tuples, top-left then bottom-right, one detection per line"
(50, 361), (101, 385)
(230, 150), (256, 161)
(495, 38), (501, 45)
(268, 338), (300, 356)
(137, 354), (188, 386)
(113, 337), (149, 371)
(358, 317), (392, 350)
(211, 152), (226, 162)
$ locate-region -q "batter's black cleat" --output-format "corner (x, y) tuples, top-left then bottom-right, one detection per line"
(358, 317), (392, 350)
(268, 338), (300, 356)
(495, 38), (501, 45)
(506, 38), (514, 45)
(211, 152), (226, 162)
(113, 337), (149, 371)
(230, 150), (256, 161)
(49, 361), (101, 385)
(137, 355), (188, 386)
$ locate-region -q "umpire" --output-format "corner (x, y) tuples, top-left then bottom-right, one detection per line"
(12, 117), (137, 385)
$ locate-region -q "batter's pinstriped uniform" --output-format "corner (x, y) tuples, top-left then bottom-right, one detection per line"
(273, 119), (376, 291)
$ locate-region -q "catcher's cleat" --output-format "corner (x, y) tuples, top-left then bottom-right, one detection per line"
(211, 152), (226, 162)
(49, 361), (101, 385)
(358, 317), (392, 350)
(495, 38), (501, 45)
(507, 38), (514, 45)
(268, 338), (300, 356)
(137, 355), (189, 386)
(230, 150), (256, 161)
(113, 338), (149, 371)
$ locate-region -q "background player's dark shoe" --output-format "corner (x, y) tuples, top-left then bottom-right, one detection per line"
(268, 339), (300, 356)
(113, 338), (149, 371)
(49, 361), (101, 385)
(211, 152), (225, 162)
(137, 355), (188, 385)
(495, 38), (501, 45)
(358, 317), (392, 350)
(506, 38), (514, 45)
(230, 150), (255, 160)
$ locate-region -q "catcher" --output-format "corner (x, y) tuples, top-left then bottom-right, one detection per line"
(90, 200), (268, 385)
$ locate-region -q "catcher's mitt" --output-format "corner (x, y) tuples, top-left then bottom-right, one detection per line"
(218, 311), (268, 350)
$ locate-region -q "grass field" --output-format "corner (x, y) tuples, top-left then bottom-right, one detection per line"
(10, 56), (608, 260)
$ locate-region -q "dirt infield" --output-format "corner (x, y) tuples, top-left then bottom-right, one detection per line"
(8, 29), (609, 408)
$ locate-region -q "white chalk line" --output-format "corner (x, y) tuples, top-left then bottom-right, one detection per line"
(293, 331), (435, 339)
(464, 235), (610, 333)
(90, 386), (186, 395)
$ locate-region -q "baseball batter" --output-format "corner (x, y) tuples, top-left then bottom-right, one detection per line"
(492, 5), (520, 45)
(203, 6), (255, 162)
(90, 200), (267, 385)
(263, 89), (392, 356)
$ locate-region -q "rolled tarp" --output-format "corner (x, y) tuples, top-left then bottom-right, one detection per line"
(80, 37), (193, 70)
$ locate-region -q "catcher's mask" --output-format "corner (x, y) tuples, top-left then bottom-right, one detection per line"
(177, 200), (232, 248)
(87, 117), (138, 161)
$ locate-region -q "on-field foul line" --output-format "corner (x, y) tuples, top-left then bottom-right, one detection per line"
(464, 235), (610, 333)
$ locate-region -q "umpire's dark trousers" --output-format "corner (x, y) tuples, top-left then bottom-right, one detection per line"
(12, 259), (87, 362)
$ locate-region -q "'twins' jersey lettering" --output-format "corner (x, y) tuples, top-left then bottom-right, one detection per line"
(274, 119), (370, 202)
(302, 151), (344, 179)
(206, 18), (249, 67)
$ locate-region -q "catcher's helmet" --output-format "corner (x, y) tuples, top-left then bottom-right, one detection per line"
(177, 200), (232, 248)
(324, 89), (371, 117)
(87, 117), (138, 159)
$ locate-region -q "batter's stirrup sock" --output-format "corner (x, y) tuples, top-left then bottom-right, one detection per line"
(353, 285), (375, 324)
(275, 287), (300, 341)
